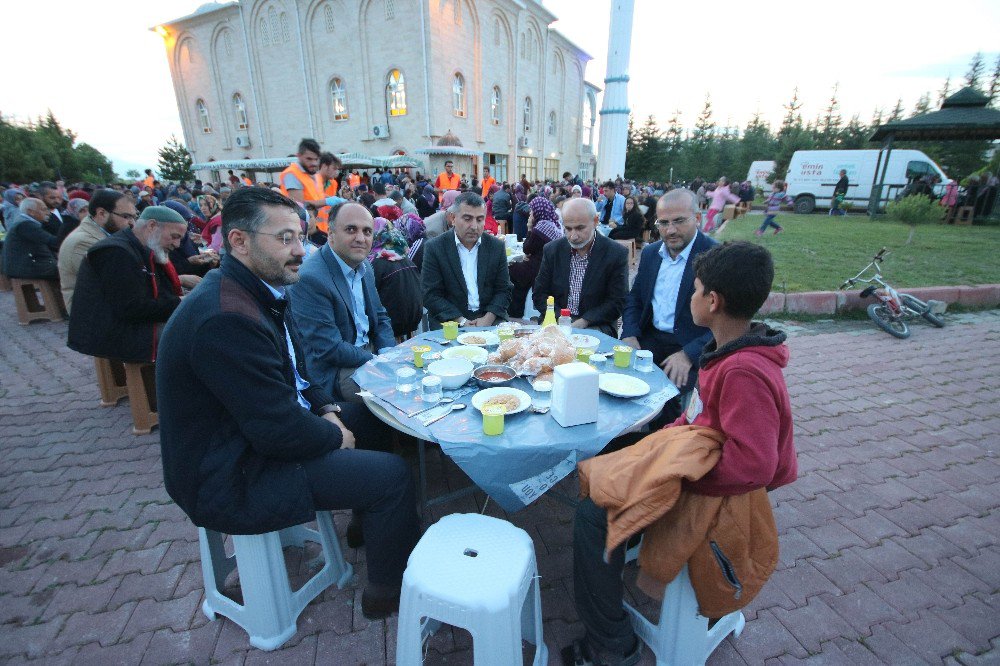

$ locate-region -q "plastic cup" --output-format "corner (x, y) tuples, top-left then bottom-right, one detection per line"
(531, 378), (552, 410)
(634, 349), (654, 372)
(395, 366), (417, 393)
(613, 345), (633, 368)
(421, 375), (442, 404)
(442, 321), (459, 340)
(482, 405), (505, 435)
(576, 348), (592, 363)
(412, 345), (431, 368)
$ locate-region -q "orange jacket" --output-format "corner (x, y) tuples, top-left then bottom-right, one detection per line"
(279, 162), (323, 202)
(435, 171), (461, 191)
(480, 176), (496, 198)
(348, 173), (361, 189)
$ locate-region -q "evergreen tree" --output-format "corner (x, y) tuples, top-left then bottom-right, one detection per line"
(778, 87), (803, 137)
(688, 94), (718, 179)
(870, 107), (884, 129)
(157, 135), (194, 182)
(820, 83), (842, 142)
(937, 76), (952, 106)
(988, 54), (1000, 104)
(965, 52), (985, 90)
(910, 92), (932, 118)
(839, 115), (868, 149)
(0, 112), (114, 183)
(886, 99), (905, 123)
(663, 110), (685, 181)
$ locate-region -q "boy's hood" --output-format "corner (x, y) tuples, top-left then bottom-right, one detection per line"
(700, 322), (788, 369)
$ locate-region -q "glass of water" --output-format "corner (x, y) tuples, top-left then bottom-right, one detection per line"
(530, 378), (552, 411)
(396, 366), (417, 393)
(634, 350), (654, 373)
(421, 375), (443, 404)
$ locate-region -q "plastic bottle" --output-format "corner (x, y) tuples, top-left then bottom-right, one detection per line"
(558, 308), (572, 336)
(541, 296), (557, 328)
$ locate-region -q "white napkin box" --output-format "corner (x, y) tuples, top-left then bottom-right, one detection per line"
(551, 362), (599, 427)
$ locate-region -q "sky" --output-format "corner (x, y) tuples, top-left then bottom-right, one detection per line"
(1, 0), (998, 177)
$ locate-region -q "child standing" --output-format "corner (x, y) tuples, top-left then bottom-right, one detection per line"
(757, 179), (792, 236)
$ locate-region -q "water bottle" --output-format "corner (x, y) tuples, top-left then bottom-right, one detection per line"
(558, 309), (572, 337)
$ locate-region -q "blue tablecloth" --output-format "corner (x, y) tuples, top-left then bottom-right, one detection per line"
(354, 329), (678, 512)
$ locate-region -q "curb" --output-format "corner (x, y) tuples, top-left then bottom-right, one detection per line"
(760, 284), (1000, 316)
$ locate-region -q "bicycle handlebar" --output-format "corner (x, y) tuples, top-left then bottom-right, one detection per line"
(874, 247), (889, 260)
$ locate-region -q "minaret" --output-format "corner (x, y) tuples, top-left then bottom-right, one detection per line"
(595, 0), (635, 180)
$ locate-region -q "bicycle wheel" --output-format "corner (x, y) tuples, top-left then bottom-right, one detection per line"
(867, 303), (910, 339)
(900, 294), (945, 328)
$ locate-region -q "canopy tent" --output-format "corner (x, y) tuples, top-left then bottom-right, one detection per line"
(867, 87), (1000, 216)
(377, 154), (424, 169)
(192, 152), (422, 175)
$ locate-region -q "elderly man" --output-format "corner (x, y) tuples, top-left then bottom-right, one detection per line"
(421, 191), (511, 328)
(1, 198), (61, 281)
(289, 202), (394, 403)
(157, 187), (419, 619)
(58, 189), (136, 314)
(622, 189), (717, 415)
(68, 206), (198, 363)
(532, 198), (629, 337)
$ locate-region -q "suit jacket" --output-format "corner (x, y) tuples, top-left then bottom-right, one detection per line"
(622, 231), (717, 364)
(58, 216), (107, 314)
(421, 229), (512, 326)
(288, 244), (394, 399)
(532, 233), (628, 337)
(1, 212), (60, 280)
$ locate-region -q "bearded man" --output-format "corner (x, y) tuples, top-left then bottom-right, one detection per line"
(68, 206), (199, 363)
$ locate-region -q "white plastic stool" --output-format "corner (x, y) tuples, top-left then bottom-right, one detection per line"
(198, 511), (354, 650)
(623, 561), (745, 665)
(396, 513), (547, 666)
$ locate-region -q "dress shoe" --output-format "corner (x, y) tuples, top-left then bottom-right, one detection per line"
(361, 585), (401, 620)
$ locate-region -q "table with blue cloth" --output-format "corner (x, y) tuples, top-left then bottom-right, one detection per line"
(355, 328), (677, 514)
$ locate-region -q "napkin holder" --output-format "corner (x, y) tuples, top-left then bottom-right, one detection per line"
(551, 362), (599, 427)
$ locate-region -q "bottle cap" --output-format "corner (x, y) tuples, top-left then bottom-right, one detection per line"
(547, 295), (555, 304)
(561, 309), (571, 316)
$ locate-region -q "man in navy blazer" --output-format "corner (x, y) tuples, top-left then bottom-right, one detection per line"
(622, 189), (717, 406)
(290, 202), (394, 403)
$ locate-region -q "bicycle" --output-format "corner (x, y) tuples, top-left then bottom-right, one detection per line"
(839, 247), (946, 339)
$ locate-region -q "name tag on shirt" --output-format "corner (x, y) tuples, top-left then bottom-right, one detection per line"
(685, 387), (703, 422)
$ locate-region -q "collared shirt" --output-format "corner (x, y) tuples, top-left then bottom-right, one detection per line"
(260, 280), (312, 410)
(330, 250), (370, 348)
(652, 232), (698, 332)
(567, 236), (595, 316)
(455, 233), (481, 312)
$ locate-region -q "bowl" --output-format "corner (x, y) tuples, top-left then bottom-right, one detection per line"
(441, 345), (489, 364)
(570, 333), (601, 352)
(472, 364), (517, 388)
(426, 358), (474, 390)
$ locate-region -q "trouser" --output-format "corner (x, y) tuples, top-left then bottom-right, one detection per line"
(574, 497), (636, 655)
(704, 208), (720, 231)
(759, 214), (782, 232)
(336, 342), (376, 404)
(301, 403), (419, 587)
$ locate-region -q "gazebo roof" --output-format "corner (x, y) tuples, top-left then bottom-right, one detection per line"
(870, 86), (1000, 141)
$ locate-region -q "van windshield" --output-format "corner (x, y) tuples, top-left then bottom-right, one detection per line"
(906, 161), (935, 180)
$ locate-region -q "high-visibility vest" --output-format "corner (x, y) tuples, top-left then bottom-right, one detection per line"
(242, 177), (252, 186)
(348, 173), (361, 189)
(435, 171), (461, 191)
(315, 178), (340, 233)
(143, 176), (154, 190)
(279, 162), (323, 202)
(480, 176), (496, 198)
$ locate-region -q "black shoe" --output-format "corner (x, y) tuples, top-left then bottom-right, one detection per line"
(346, 513), (364, 548)
(360, 586), (400, 620)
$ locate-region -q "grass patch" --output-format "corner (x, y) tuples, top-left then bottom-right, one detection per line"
(716, 213), (1000, 292)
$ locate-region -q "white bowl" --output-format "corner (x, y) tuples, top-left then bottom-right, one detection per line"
(441, 345), (489, 364)
(426, 358), (474, 390)
(457, 331), (501, 347)
(570, 334), (601, 352)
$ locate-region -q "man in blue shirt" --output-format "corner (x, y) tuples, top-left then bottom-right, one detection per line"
(595, 180), (625, 233)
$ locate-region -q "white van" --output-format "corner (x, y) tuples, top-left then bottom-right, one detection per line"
(746, 160), (775, 191)
(783, 149), (948, 213)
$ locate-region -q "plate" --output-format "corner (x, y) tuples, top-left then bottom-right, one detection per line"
(441, 345), (489, 364)
(471, 387), (531, 414)
(599, 374), (650, 398)
(570, 334), (601, 352)
(458, 331), (500, 347)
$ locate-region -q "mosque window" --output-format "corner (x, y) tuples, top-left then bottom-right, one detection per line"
(453, 74), (466, 118)
(279, 12), (290, 42)
(493, 18), (501, 46)
(268, 7), (279, 43)
(259, 18), (270, 46)
(330, 78), (348, 121)
(196, 100), (212, 134)
(224, 31), (234, 57)
(387, 69), (407, 117)
(519, 33), (525, 60)
(324, 5), (335, 32)
(491, 86), (502, 126)
(523, 97), (532, 133)
(385, 0), (396, 20)
(233, 94), (249, 130)
(453, 0), (462, 25)
(548, 111), (557, 136)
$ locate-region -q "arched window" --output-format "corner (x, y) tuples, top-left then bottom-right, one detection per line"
(490, 86), (501, 126)
(279, 12), (290, 42)
(385, 0), (395, 20)
(548, 111), (557, 136)
(330, 78), (348, 121)
(324, 4), (335, 32)
(523, 97), (532, 133)
(452, 73), (466, 118)
(196, 99), (212, 134)
(259, 17), (270, 46)
(493, 18), (501, 46)
(387, 69), (407, 117)
(268, 7), (278, 42)
(233, 94), (248, 130)
(224, 31), (234, 57)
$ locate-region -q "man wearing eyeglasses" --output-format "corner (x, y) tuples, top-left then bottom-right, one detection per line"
(289, 201), (394, 404)
(622, 188), (717, 418)
(58, 189), (135, 314)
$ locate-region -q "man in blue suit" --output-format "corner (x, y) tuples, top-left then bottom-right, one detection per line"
(290, 202), (395, 403)
(622, 189), (717, 418)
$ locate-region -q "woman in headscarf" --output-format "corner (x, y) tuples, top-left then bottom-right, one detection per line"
(368, 217), (423, 338)
(376, 204), (403, 222)
(396, 213), (427, 270)
(197, 194), (223, 250)
(508, 195), (561, 319)
(484, 183), (502, 235)
(2, 188), (26, 229)
(415, 183), (437, 218)
(512, 183), (530, 241)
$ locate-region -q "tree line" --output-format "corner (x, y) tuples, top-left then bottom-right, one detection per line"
(0, 112), (116, 184)
(624, 53), (1000, 186)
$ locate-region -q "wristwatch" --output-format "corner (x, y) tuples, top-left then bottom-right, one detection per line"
(317, 404), (341, 416)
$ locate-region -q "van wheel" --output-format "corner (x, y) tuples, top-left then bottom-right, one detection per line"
(794, 195), (815, 214)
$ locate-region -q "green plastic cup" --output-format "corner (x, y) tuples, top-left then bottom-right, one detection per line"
(482, 405), (505, 436)
(613, 345), (633, 368)
(442, 321), (459, 340)
(412, 345), (431, 368)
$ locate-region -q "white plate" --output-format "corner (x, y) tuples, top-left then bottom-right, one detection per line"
(458, 331), (501, 347)
(599, 374), (650, 398)
(441, 345), (489, 364)
(570, 334), (601, 351)
(471, 387), (531, 414)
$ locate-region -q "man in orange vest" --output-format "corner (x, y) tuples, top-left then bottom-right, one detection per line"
(434, 160), (461, 192)
(143, 169), (155, 190)
(480, 166), (496, 199)
(348, 170), (361, 189)
(302, 152), (343, 234)
(279, 138), (324, 206)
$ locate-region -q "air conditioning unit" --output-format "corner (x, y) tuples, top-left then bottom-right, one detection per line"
(235, 133), (251, 148)
(372, 124), (390, 139)
(518, 136), (530, 149)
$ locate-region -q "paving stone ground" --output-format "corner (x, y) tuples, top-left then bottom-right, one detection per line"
(1, 292), (998, 665)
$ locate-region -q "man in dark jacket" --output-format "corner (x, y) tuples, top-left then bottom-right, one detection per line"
(491, 183), (513, 224)
(1, 198), (60, 280)
(68, 206), (196, 362)
(156, 187), (419, 619)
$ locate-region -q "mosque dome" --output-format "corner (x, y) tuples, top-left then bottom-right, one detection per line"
(436, 131), (463, 147)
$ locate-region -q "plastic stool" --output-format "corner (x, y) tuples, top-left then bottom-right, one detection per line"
(623, 561), (745, 665)
(396, 513), (547, 666)
(199, 511), (354, 650)
(123, 362), (158, 435)
(94, 357), (128, 407)
(11, 278), (65, 324)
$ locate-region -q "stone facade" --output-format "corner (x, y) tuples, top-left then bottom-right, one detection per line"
(157, 0), (594, 182)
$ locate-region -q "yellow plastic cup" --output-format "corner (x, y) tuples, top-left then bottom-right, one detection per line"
(412, 345), (431, 368)
(483, 405), (505, 436)
(613, 345), (633, 368)
(498, 328), (514, 342)
(442, 321), (459, 340)
(576, 348), (592, 363)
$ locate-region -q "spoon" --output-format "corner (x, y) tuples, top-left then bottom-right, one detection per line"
(409, 397), (454, 418)
(422, 403), (465, 426)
